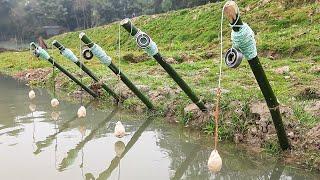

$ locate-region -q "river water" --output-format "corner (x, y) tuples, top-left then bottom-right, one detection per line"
(0, 75), (318, 180)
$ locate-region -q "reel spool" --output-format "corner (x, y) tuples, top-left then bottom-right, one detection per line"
(224, 48), (243, 68)
(135, 32), (151, 49)
(82, 47), (93, 60)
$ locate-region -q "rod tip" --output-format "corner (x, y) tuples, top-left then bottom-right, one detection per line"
(52, 40), (57, 45)
(224, 0), (239, 23)
(79, 32), (86, 39)
(120, 18), (130, 26)
(30, 42), (37, 48)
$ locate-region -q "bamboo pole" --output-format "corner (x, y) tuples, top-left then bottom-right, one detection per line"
(223, 1), (290, 150)
(79, 33), (154, 110)
(52, 40), (120, 102)
(30, 43), (98, 98)
(120, 19), (207, 112)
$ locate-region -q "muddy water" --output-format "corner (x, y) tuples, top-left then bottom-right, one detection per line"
(0, 75), (318, 180)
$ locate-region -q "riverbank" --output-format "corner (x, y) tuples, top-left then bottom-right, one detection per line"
(0, 0), (319, 171)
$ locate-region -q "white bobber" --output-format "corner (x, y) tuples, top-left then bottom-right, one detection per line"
(51, 111), (60, 121)
(51, 98), (60, 108)
(29, 90), (36, 100)
(29, 103), (36, 112)
(114, 141), (125, 157)
(114, 121), (125, 138)
(207, 149), (222, 173)
(77, 106), (86, 118)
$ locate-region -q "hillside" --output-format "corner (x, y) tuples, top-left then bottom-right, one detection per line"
(0, 0), (319, 170)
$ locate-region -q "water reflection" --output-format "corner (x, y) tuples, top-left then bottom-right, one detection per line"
(59, 108), (119, 171)
(0, 75), (319, 180)
(34, 101), (93, 154)
(85, 116), (155, 180)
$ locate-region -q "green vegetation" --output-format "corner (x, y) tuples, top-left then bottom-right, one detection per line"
(0, 0), (319, 163)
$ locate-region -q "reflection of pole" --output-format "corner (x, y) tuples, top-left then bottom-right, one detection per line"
(52, 40), (120, 102)
(59, 108), (118, 171)
(171, 146), (200, 180)
(120, 19), (207, 111)
(79, 33), (154, 110)
(55, 119), (58, 169)
(223, 1), (290, 150)
(34, 101), (93, 154)
(269, 159), (285, 180)
(86, 116), (155, 180)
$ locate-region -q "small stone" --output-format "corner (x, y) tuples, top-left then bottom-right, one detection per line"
(309, 65), (320, 74)
(288, 131), (295, 139)
(234, 133), (244, 143)
(184, 103), (198, 114)
(304, 101), (320, 117)
(165, 57), (178, 64)
(251, 126), (258, 135)
(284, 76), (290, 79)
(274, 66), (290, 74)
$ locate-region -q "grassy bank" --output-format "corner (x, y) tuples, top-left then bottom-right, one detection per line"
(0, 0), (319, 170)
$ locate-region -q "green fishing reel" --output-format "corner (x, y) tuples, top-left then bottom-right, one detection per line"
(82, 46), (93, 60)
(224, 48), (243, 68)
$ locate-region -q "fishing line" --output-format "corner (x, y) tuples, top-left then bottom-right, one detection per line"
(79, 39), (84, 106)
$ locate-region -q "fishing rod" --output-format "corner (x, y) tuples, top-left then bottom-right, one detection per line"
(58, 108), (119, 171)
(29, 42), (98, 98)
(222, 1), (290, 150)
(85, 116), (155, 180)
(120, 19), (207, 112)
(79, 33), (154, 110)
(52, 40), (120, 102)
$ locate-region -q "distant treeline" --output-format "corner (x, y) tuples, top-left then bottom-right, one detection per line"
(0, 0), (218, 42)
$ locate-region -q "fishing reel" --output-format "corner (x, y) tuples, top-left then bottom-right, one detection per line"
(224, 48), (243, 68)
(134, 30), (158, 56)
(30, 42), (40, 58)
(135, 31), (151, 49)
(82, 46), (93, 60)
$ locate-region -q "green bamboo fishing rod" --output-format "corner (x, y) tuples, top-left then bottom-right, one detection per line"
(120, 19), (207, 112)
(223, 1), (290, 150)
(30, 42), (98, 98)
(78, 33), (154, 110)
(52, 40), (120, 102)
